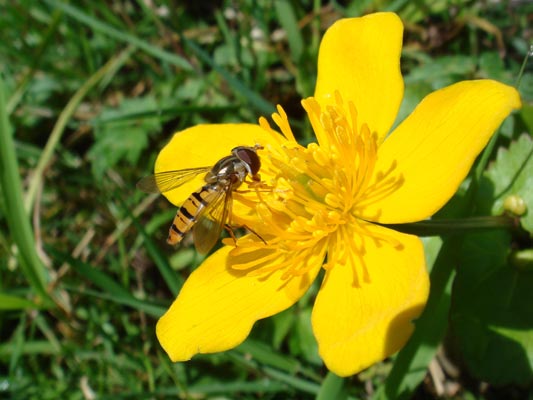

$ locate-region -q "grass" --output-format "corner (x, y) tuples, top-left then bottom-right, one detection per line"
(1, 1), (532, 399)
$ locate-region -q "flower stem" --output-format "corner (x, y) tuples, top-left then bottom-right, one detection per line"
(382, 215), (518, 237)
(514, 43), (532, 89)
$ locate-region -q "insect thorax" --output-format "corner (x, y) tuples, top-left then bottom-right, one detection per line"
(205, 156), (249, 187)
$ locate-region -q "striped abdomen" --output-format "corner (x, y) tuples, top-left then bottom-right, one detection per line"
(167, 184), (219, 245)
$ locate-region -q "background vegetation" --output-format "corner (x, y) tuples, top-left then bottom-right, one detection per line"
(1, 0), (532, 399)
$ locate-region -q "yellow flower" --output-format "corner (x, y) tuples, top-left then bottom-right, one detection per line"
(154, 13), (520, 376)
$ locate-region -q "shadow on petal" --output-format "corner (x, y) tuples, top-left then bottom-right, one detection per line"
(383, 301), (428, 358)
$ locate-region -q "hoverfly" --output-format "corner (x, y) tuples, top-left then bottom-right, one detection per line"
(137, 145), (262, 254)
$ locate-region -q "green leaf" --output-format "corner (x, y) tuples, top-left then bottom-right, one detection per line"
(404, 56), (477, 88)
(478, 51), (509, 82)
(395, 81), (432, 129)
(450, 230), (533, 385)
(449, 135), (533, 385)
(477, 134), (533, 232)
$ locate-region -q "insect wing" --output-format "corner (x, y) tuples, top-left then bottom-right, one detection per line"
(193, 184), (233, 254)
(136, 167), (211, 193)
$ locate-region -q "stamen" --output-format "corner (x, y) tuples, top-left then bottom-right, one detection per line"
(272, 105), (297, 142)
(355, 161), (404, 212)
(236, 95), (406, 283)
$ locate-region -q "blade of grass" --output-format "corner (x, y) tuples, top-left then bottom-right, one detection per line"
(47, 0), (274, 118)
(43, 0), (192, 71)
(24, 46), (134, 214)
(33, 313), (62, 353)
(229, 345), (321, 395)
(274, 0), (304, 62)
(236, 339), (303, 374)
(101, 381), (289, 399)
(115, 192), (181, 296)
(310, 0), (321, 53)
(65, 285), (166, 318)
(187, 381), (287, 395)
(53, 251), (132, 299)
(0, 340), (62, 357)
(47, 246), (166, 317)
(7, 314), (27, 374)
(94, 193), (159, 264)
(262, 366), (321, 395)
(91, 104), (240, 125)
(0, 293), (41, 310)
(182, 36), (275, 116)
(0, 74), (51, 304)
(316, 372), (348, 400)
(235, 339), (321, 382)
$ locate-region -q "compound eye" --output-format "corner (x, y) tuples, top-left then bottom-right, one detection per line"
(233, 147), (261, 175)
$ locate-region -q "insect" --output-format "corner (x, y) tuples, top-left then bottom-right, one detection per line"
(137, 145), (263, 254)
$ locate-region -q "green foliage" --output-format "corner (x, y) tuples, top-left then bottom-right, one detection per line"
(0, 293), (40, 310)
(316, 372), (349, 400)
(477, 134), (533, 232)
(448, 134), (533, 386)
(0, 0), (531, 399)
(289, 307), (321, 366)
(452, 230), (533, 385)
(89, 96), (161, 178)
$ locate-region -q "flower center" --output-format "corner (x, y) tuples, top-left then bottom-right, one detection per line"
(229, 93), (404, 283)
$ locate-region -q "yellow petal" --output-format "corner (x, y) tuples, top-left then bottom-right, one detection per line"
(362, 80), (521, 223)
(314, 13), (404, 140)
(155, 123), (281, 206)
(312, 225), (429, 376)
(157, 246), (322, 361)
